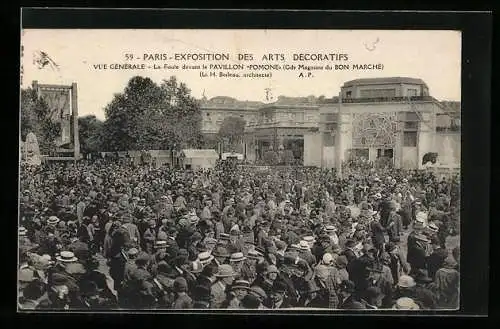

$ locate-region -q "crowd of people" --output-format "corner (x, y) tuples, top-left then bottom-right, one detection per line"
(18, 159), (460, 310)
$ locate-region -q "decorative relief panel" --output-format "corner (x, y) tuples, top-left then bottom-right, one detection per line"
(351, 112), (398, 148)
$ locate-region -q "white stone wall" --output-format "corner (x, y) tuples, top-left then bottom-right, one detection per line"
(417, 112), (437, 169)
(337, 112), (353, 164)
(322, 146), (336, 168)
(402, 146), (418, 169)
(435, 133), (460, 167)
(304, 133), (322, 166)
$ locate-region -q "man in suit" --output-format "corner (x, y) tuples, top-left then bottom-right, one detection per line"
(341, 239), (358, 265)
(267, 281), (292, 309)
(210, 264), (235, 309)
(338, 280), (366, 310)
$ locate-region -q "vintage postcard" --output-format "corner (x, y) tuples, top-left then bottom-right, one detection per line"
(19, 28), (461, 312)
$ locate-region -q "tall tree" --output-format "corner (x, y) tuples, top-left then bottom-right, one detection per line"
(100, 75), (202, 151)
(78, 115), (104, 154)
(159, 76), (203, 150)
(218, 116), (246, 151)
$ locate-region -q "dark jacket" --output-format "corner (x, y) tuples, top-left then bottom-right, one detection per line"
(426, 248), (448, 279)
(339, 295), (366, 310)
(370, 220), (385, 247)
(407, 242), (428, 274)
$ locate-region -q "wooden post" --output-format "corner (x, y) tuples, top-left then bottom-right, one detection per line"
(71, 83), (80, 161)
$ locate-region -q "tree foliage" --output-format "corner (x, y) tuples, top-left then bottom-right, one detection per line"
(20, 88), (62, 154)
(100, 76), (203, 151)
(78, 115), (104, 154)
(218, 116), (246, 147)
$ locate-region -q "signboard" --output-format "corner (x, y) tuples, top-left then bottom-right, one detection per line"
(32, 81), (80, 160)
(38, 88), (72, 145)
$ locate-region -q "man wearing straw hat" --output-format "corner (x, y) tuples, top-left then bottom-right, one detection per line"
(229, 252), (246, 279)
(223, 279), (251, 309)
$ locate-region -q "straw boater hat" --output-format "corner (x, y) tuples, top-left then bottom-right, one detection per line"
(427, 222), (439, 233)
(298, 240), (310, 251)
(47, 216), (60, 226)
(322, 253), (334, 265)
(56, 251), (78, 263)
(231, 279), (251, 291)
(154, 240), (168, 250)
(197, 251), (214, 265)
(189, 260), (203, 274)
(219, 233), (230, 242)
(303, 236), (316, 244)
(325, 225), (337, 233)
(414, 233), (431, 243)
(19, 226), (27, 236)
(215, 264), (236, 277)
(229, 252), (246, 263)
(247, 249), (263, 261)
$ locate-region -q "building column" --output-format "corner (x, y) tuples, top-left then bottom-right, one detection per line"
(369, 148), (378, 162)
(71, 83), (80, 160)
(393, 112), (404, 169)
(336, 112), (352, 170)
(417, 112), (435, 169)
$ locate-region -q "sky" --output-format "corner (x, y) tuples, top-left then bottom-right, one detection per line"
(21, 29), (461, 120)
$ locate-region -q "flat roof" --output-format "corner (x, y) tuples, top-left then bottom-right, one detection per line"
(342, 77), (427, 87)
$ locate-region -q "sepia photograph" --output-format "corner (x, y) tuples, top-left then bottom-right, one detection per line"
(19, 27), (461, 312)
